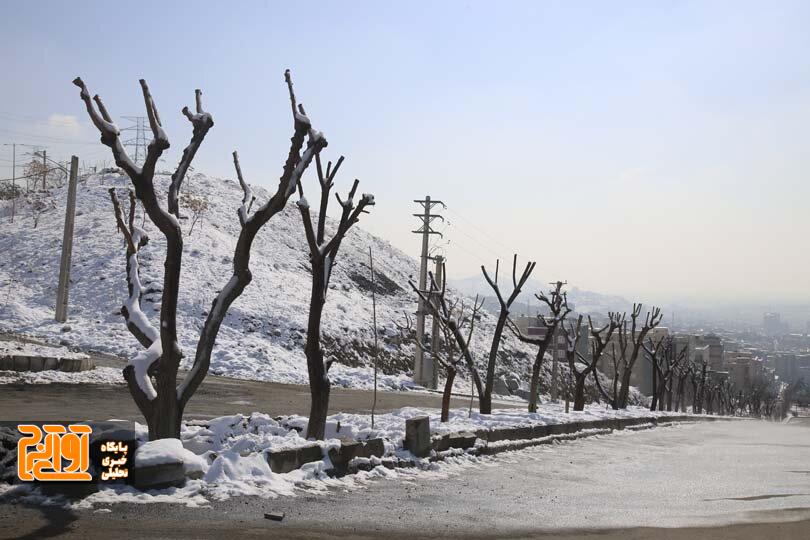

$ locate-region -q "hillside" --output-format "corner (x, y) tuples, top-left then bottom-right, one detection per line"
(0, 172), (613, 401)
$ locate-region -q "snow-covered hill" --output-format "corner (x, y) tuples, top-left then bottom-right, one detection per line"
(0, 172), (611, 400)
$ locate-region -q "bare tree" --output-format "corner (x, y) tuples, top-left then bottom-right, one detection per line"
(690, 357), (708, 414)
(410, 269), (487, 412)
(616, 304), (662, 408)
(643, 336), (687, 411)
(296, 151), (375, 439)
(507, 281), (570, 413)
(77, 70), (323, 439)
(397, 276), (484, 422)
(479, 255), (536, 414)
(574, 312), (624, 410)
(642, 335), (666, 411)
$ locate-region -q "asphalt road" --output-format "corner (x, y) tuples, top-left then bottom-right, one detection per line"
(3, 419), (810, 539)
(0, 332), (515, 422)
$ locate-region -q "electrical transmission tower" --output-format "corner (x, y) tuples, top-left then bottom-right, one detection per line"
(412, 195), (445, 388)
(121, 116), (149, 166)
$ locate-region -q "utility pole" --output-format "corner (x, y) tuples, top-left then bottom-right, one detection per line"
(412, 195), (444, 388)
(429, 255), (444, 389)
(55, 156), (79, 323)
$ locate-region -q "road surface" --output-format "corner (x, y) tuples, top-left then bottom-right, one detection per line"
(0, 332), (518, 421)
(2, 419), (809, 539)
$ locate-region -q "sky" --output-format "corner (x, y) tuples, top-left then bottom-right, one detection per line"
(1, 0), (809, 306)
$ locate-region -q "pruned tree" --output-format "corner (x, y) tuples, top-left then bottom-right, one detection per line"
(480, 255), (536, 414)
(507, 281), (571, 413)
(690, 357), (708, 414)
(397, 273), (484, 421)
(572, 312), (624, 410)
(296, 150), (375, 439)
(643, 336), (687, 411)
(411, 268), (487, 412)
(673, 356), (693, 413)
(616, 303), (663, 408)
(643, 334), (666, 411)
(77, 70), (324, 439)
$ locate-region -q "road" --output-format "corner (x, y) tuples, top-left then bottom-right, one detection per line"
(3, 419), (810, 539)
(0, 332), (517, 421)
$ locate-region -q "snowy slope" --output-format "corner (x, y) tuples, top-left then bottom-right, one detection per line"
(0, 172), (612, 400)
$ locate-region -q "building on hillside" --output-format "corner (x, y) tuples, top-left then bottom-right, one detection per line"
(690, 334), (724, 371)
(512, 314), (590, 370)
(596, 326), (669, 396)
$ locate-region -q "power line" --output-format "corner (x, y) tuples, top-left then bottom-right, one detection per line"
(0, 127), (99, 145)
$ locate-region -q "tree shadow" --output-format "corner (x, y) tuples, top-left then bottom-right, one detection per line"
(10, 502), (78, 539)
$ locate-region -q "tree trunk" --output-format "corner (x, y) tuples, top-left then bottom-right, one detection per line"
(149, 393), (183, 440)
(528, 349), (544, 413)
(305, 260), (330, 440)
(573, 375), (587, 411)
(618, 368), (633, 409)
(441, 367), (456, 422)
(481, 313), (508, 414)
(307, 375), (330, 440)
(650, 362), (658, 411)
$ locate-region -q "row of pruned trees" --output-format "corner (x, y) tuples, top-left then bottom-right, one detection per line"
(76, 71), (373, 441)
(405, 254), (672, 421)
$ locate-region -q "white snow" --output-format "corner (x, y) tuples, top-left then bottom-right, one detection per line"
(134, 438), (207, 475)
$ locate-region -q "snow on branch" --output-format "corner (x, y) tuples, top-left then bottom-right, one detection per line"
(109, 188), (159, 350)
(170, 88), (215, 217)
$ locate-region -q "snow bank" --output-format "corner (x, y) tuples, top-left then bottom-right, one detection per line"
(134, 438), (206, 475)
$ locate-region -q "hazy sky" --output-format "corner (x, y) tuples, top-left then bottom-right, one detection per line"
(1, 0), (808, 305)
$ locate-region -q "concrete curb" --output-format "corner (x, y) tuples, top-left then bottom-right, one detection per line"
(343, 414), (736, 477)
(0, 354), (95, 372)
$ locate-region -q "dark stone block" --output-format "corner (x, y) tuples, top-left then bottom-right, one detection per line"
(328, 440), (361, 471)
(405, 416), (431, 458)
(448, 432), (476, 449)
(39, 480), (99, 499)
(132, 462), (185, 490)
(297, 443), (324, 467)
(432, 434), (450, 452)
(267, 448), (299, 474)
(358, 438), (385, 459)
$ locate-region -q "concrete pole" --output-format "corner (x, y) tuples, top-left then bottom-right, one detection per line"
(55, 156), (79, 323)
(10, 143), (15, 223)
(429, 255), (444, 389)
(414, 196), (430, 386)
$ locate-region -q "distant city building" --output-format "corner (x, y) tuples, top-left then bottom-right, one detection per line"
(763, 312), (787, 335)
(690, 334), (724, 371)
